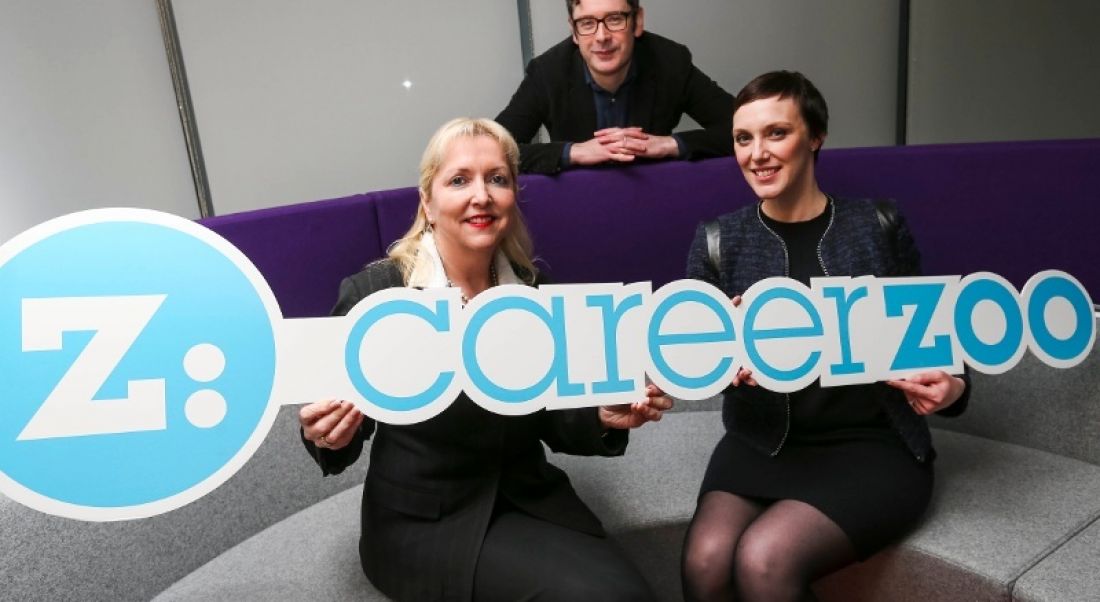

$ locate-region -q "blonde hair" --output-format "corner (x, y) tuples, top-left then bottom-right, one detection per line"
(388, 117), (537, 284)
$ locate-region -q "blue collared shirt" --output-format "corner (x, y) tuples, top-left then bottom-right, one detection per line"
(586, 59), (636, 130)
(562, 61), (685, 167)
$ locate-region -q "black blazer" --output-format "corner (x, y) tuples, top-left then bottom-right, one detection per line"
(303, 260), (628, 602)
(495, 32), (734, 174)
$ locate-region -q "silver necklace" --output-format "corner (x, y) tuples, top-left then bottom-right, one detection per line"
(446, 261), (498, 306)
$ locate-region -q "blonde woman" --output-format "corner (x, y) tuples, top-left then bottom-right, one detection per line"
(298, 118), (669, 602)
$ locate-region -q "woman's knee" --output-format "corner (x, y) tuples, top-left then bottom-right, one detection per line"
(683, 531), (734, 581)
(734, 531), (795, 589)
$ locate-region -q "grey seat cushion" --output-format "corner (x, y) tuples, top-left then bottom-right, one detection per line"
(815, 429), (1100, 602)
(552, 411), (725, 600)
(154, 412), (723, 601)
(153, 484), (384, 602)
(1, 407), (368, 602)
(155, 417), (1100, 602)
(1013, 517), (1100, 602)
(931, 349), (1100, 467)
(551, 411), (724, 532)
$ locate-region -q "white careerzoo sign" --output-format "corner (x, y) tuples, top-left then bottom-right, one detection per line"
(326, 271), (1094, 423)
(0, 209), (1093, 520)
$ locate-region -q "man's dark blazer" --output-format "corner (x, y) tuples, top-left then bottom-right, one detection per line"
(496, 31), (734, 174)
(302, 259), (628, 602)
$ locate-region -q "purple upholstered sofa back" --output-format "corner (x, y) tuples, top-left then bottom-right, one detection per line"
(200, 139), (1100, 318)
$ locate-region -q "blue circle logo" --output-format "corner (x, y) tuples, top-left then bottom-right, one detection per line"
(0, 210), (281, 520)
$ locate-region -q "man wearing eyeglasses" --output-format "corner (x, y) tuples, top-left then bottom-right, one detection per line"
(496, 0), (733, 174)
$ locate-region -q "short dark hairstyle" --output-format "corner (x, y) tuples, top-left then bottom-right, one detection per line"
(565, 0), (640, 18)
(733, 70), (829, 159)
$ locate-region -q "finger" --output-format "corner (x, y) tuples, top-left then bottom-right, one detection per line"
(593, 127), (623, 136)
(645, 383), (666, 397)
(301, 408), (339, 436)
(631, 402), (662, 421)
(608, 153), (636, 162)
(327, 405), (363, 444)
(329, 413), (364, 448)
(635, 394), (665, 411)
(920, 397), (941, 413)
(900, 371), (946, 385)
(648, 395), (673, 411)
(350, 409), (366, 431)
(305, 426), (328, 444)
(596, 132), (627, 144)
(735, 368), (756, 387)
(299, 399), (339, 425)
(309, 402), (354, 438)
(885, 379), (927, 396)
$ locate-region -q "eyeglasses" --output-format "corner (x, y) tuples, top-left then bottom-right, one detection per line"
(572, 11), (632, 36)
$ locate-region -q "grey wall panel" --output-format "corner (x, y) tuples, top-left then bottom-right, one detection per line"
(172, 0), (525, 215)
(908, 0), (1100, 144)
(529, 0), (899, 150)
(0, 0), (198, 244)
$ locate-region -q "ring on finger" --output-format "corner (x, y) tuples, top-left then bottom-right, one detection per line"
(318, 434), (329, 446)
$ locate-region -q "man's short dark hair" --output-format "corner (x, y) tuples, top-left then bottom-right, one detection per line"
(565, 0), (640, 18)
(734, 70), (829, 159)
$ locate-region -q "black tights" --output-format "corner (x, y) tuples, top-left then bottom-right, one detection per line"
(681, 491), (857, 602)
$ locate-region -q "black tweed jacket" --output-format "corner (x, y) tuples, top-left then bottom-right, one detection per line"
(685, 197), (970, 462)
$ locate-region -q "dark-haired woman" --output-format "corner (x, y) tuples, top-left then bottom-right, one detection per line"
(680, 71), (971, 601)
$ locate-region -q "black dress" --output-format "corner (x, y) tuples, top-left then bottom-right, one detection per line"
(699, 205), (933, 559)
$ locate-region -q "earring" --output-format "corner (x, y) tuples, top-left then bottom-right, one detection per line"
(425, 221), (434, 234)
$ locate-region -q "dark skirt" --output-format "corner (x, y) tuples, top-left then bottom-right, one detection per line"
(700, 429), (933, 559)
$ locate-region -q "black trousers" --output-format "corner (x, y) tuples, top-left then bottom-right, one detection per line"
(472, 510), (656, 602)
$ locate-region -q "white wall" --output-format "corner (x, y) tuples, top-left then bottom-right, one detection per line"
(530, 0), (900, 149)
(907, 0), (1100, 144)
(171, 0), (525, 215)
(0, 0), (198, 244)
(5, 1), (1100, 230)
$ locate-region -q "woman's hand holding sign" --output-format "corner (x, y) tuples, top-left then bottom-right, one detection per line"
(886, 372), (966, 415)
(300, 399), (363, 450)
(598, 384), (674, 430)
(727, 295), (758, 388)
(728, 292), (967, 412)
